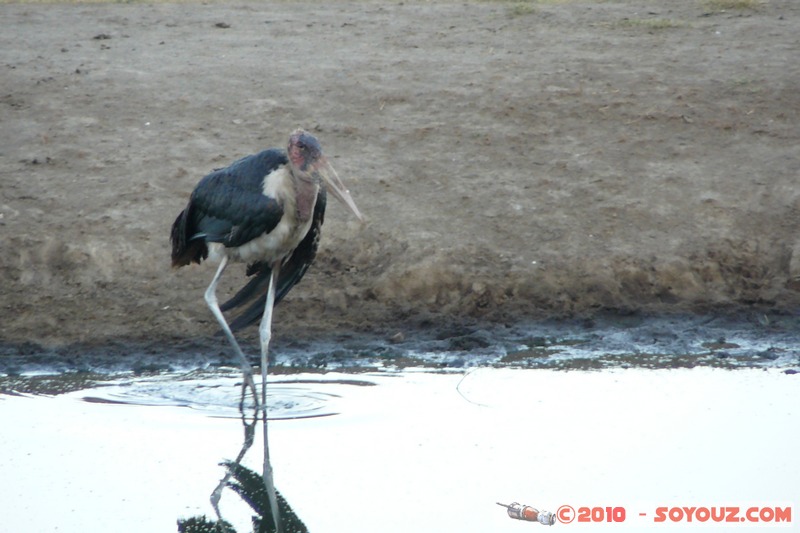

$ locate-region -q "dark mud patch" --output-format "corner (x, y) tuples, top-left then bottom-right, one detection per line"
(0, 371), (117, 395)
(2, 313), (798, 393)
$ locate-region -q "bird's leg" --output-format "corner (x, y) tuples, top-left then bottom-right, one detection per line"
(204, 255), (258, 407)
(259, 262), (281, 533)
(258, 262), (279, 409)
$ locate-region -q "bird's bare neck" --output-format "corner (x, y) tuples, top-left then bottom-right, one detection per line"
(292, 176), (319, 223)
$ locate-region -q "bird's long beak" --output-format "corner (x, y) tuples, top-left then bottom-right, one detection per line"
(313, 158), (364, 222)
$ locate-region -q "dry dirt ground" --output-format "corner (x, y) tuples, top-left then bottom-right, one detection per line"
(1, 0), (799, 353)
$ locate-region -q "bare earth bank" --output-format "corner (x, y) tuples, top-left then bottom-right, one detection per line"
(1, 1), (799, 355)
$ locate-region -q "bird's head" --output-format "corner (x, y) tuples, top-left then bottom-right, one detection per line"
(288, 129), (364, 221)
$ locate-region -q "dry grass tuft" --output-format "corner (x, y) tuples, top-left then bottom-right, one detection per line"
(705, 0), (762, 10)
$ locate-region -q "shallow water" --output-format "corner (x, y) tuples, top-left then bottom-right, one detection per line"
(1, 316), (798, 532)
(1, 365), (798, 532)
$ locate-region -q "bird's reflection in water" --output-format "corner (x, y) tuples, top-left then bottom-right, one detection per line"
(178, 394), (308, 533)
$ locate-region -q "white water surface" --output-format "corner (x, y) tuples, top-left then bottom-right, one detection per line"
(1, 368), (797, 532)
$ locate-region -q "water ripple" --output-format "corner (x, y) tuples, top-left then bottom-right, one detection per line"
(80, 372), (373, 420)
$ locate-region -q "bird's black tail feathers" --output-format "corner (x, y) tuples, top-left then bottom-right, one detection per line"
(219, 262), (275, 331)
(170, 204), (208, 267)
(220, 255), (314, 332)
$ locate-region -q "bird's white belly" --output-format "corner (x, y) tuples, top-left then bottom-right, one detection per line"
(208, 214), (313, 265)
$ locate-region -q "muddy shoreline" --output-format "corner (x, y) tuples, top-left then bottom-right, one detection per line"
(2, 311), (798, 380)
(1, 1), (799, 351)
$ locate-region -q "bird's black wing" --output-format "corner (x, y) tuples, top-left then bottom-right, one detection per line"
(221, 187), (327, 331)
(171, 150), (287, 267)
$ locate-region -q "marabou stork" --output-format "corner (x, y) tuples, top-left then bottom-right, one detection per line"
(170, 129), (363, 402)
